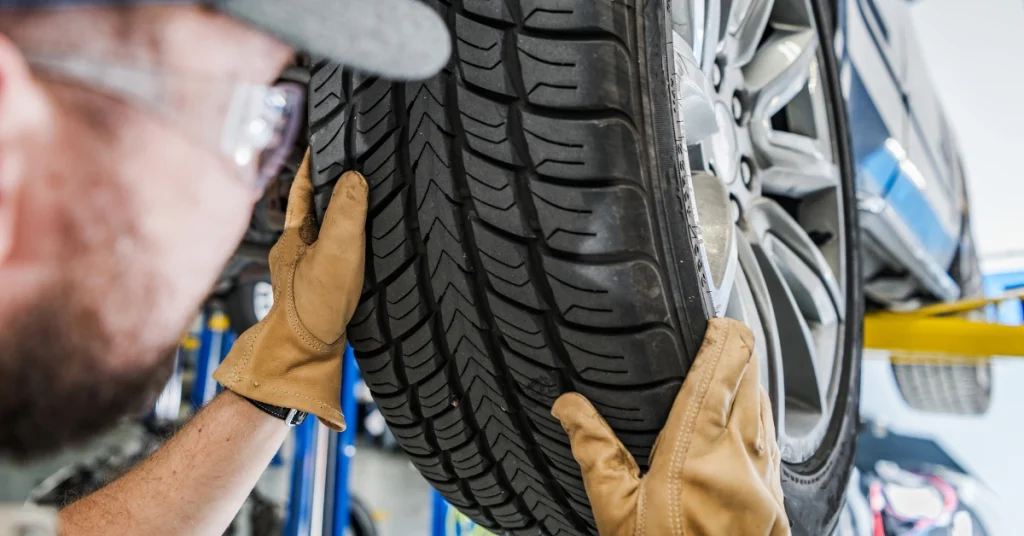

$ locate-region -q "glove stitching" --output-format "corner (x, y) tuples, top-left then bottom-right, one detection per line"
(285, 248), (342, 353)
(230, 318), (266, 385)
(635, 478), (649, 536)
(668, 324), (729, 536)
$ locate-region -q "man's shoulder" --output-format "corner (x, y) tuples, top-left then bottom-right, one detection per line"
(0, 504), (58, 536)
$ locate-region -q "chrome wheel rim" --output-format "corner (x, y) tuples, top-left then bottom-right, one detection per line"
(672, 0), (847, 463)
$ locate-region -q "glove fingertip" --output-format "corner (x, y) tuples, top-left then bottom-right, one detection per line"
(551, 392), (598, 426)
(284, 150), (315, 231)
(339, 170), (368, 190)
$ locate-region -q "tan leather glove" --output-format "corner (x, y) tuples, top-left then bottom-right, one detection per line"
(214, 150), (367, 431)
(552, 318), (789, 536)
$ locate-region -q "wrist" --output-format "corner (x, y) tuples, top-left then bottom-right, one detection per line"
(238, 394), (308, 426)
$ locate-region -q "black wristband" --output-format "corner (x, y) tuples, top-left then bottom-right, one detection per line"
(244, 397), (308, 426)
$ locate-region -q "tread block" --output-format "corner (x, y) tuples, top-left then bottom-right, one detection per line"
(360, 135), (402, 213)
(370, 189), (416, 282)
(518, 35), (636, 114)
(531, 181), (656, 256)
(431, 479), (479, 512)
(391, 423), (435, 456)
(576, 381), (681, 433)
(465, 151), (530, 237)
(464, 0), (515, 22)
(357, 349), (404, 394)
(348, 297), (383, 353)
(385, 262), (427, 338)
(519, 0), (635, 47)
(309, 61), (344, 128)
(309, 101), (348, 176)
(406, 79), (451, 140)
(518, 391), (569, 441)
(450, 437), (492, 478)
(353, 78), (397, 152)
(402, 321), (443, 384)
(407, 452), (450, 482)
(473, 221), (543, 309)
(462, 365), (508, 417)
(486, 293), (560, 369)
(418, 368), (458, 418)
(458, 85), (519, 166)
(543, 256), (672, 327)
(521, 112), (642, 185)
(456, 14), (515, 97)
(543, 450), (584, 487)
(433, 406), (476, 450)
(506, 351), (565, 407)
(559, 325), (686, 384)
(372, 389), (417, 426)
(412, 125), (456, 207)
(489, 500), (532, 529)
(469, 470), (514, 507)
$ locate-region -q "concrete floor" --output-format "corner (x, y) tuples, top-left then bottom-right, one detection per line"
(349, 444), (432, 536)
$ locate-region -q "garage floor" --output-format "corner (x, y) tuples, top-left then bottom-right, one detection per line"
(347, 444), (432, 535)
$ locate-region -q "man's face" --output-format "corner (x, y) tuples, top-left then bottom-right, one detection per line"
(0, 6), (293, 456)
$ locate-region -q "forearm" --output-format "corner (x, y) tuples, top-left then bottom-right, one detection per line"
(58, 391), (289, 536)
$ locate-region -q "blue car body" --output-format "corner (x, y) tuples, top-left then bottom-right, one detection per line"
(836, 0), (969, 302)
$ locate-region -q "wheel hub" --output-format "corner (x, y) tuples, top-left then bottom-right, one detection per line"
(708, 101), (742, 184)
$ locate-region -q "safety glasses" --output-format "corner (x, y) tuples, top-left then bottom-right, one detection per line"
(26, 53), (306, 194)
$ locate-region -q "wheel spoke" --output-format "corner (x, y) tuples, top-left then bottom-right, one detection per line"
(742, 28), (818, 117)
(728, 0), (775, 67)
(731, 231), (785, 429)
(744, 199), (844, 318)
(749, 234), (826, 414)
(701, 0), (723, 71)
(763, 235), (840, 392)
(673, 0), (706, 62)
(753, 130), (840, 197)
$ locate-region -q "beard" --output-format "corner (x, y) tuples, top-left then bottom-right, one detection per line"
(0, 282), (178, 460)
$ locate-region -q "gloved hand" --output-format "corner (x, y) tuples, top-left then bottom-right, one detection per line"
(552, 318), (789, 536)
(214, 150), (367, 431)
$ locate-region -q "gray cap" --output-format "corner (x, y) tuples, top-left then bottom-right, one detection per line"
(214, 0), (451, 80)
(2, 0), (452, 80)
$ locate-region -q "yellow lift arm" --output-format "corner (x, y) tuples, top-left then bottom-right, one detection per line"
(864, 292), (1024, 359)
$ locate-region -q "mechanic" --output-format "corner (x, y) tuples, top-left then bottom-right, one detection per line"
(0, 1), (789, 535)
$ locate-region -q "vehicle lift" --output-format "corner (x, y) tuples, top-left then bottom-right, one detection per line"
(184, 285), (1024, 536)
(864, 291), (1024, 360)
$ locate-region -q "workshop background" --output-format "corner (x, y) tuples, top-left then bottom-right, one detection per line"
(855, 0), (1024, 530)
(2, 0), (1023, 534)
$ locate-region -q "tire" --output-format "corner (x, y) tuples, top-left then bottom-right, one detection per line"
(308, 0), (856, 534)
(348, 495), (380, 536)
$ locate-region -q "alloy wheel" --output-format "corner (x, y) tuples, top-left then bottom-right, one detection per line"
(672, 0), (848, 463)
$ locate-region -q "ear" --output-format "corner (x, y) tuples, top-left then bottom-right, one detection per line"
(0, 32), (47, 265)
